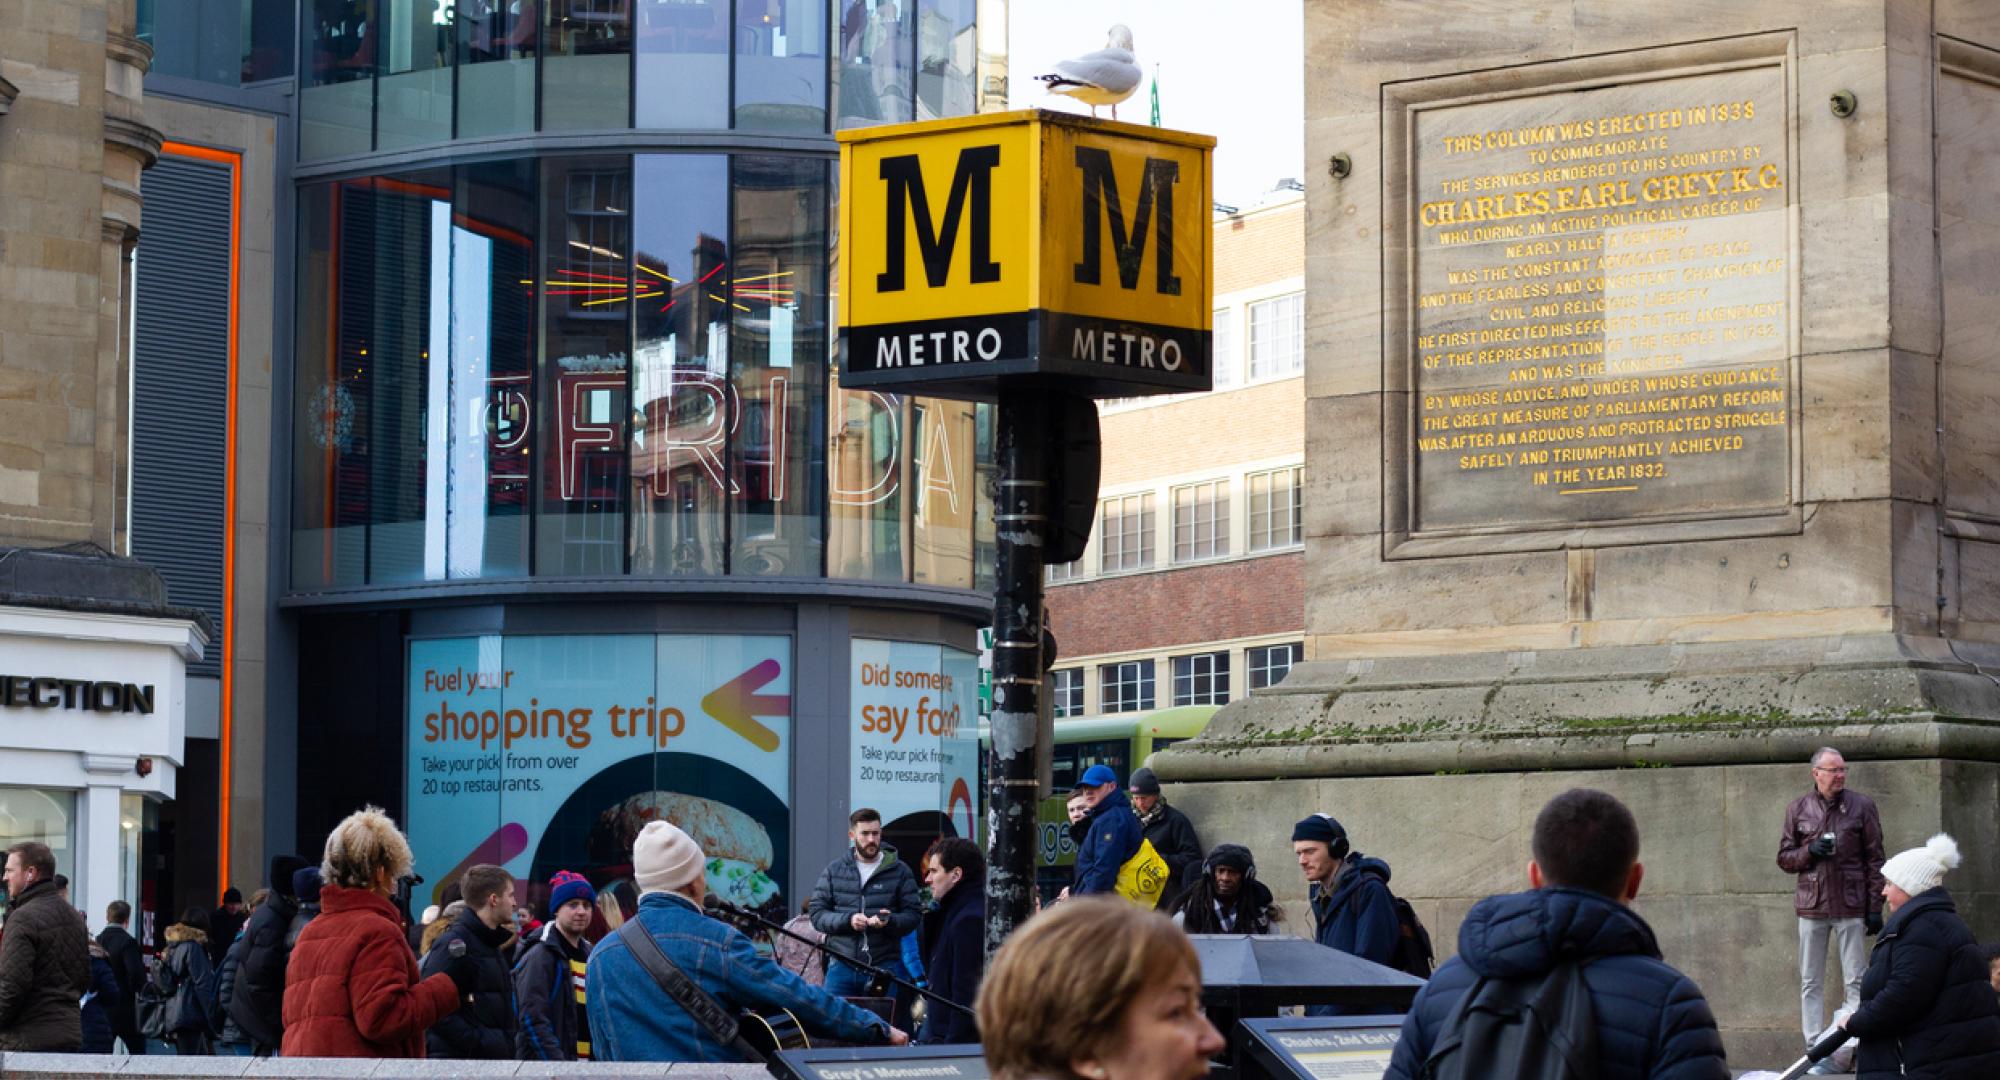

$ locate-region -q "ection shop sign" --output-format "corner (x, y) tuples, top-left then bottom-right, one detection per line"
(837, 110), (1215, 400)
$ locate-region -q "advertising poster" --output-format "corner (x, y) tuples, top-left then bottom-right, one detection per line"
(406, 633), (792, 923)
(850, 639), (980, 861)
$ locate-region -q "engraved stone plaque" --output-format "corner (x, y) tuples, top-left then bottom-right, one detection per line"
(1385, 48), (1797, 552)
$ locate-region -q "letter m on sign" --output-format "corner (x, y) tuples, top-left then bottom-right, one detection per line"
(1072, 147), (1182, 295)
(876, 146), (1003, 292)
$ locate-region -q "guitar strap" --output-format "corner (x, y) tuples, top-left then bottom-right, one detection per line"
(615, 917), (767, 1063)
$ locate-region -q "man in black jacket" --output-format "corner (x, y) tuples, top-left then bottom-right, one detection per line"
(227, 855), (308, 1055)
(808, 809), (922, 1019)
(418, 864), (519, 1058)
(514, 871), (594, 1061)
(1129, 767), (1202, 911)
(97, 900), (147, 1054)
(916, 838), (983, 1045)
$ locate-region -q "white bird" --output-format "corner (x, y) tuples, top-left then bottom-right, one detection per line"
(1035, 25), (1142, 120)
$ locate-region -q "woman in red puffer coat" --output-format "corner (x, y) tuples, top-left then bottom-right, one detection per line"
(281, 807), (473, 1057)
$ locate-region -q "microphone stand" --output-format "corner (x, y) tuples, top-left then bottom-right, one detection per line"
(705, 900), (977, 1021)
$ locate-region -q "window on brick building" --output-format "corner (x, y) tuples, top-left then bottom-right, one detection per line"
(1248, 292), (1304, 379)
(1051, 668), (1085, 718)
(1100, 660), (1155, 713)
(1172, 651), (1230, 706)
(1248, 466), (1304, 551)
(1047, 558), (1082, 583)
(1099, 493), (1155, 573)
(1172, 480), (1229, 563)
(1248, 642), (1304, 690)
(1213, 307), (1236, 389)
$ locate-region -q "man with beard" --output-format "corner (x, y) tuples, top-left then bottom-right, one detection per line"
(809, 809), (923, 1021)
(1173, 844), (1281, 935)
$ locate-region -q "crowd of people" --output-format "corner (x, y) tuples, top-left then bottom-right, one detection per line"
(0, 744), (1997, 1077)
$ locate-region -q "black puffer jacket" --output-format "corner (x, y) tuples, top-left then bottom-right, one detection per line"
(512, 922), (589, 1060)
(1847, 887), (2000, 1079)
(0, 878), (90, 1051)
(807, 845), (923, 966)
(418, 910), (517, 1059)
(228, 890), (298, 1048)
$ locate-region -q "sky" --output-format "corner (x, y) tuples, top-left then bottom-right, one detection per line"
(1007, 0), (1306, 210)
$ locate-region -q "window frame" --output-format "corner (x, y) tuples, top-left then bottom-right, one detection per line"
(1247, 465), (1305, 552)
(1051, 668), (1086, 718)
(1099, 659), (1156, 714)
(1097, 492), (1156, 574)
(1247, 291), (1304, 381)
(1247, 642), (1304, 691)
(1171, 650), (1230, 706)
(1171, 479), (1230, 563)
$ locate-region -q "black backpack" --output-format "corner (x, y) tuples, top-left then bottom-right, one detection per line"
(1420, 962), (1598, 1080)
(1388, 895), (1436, 979)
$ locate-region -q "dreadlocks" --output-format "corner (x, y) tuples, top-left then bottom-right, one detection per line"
(1173, 844), (1281, 934)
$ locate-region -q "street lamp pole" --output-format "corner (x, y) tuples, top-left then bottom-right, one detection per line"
(984, 386), (1048, 960)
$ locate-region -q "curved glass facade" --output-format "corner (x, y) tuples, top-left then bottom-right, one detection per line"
(291, 152), (995, 589)
(299, 1), (984, 159)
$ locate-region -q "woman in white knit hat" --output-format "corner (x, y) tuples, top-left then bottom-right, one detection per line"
(1840, 833), (2000, 1078)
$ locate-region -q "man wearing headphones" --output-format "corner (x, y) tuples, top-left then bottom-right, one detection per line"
(1294, 814), (1399, 1015)
(1173, 844), (1280, 934)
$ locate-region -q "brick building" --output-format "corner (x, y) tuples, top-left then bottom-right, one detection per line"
(1043, 189), (1306, 721)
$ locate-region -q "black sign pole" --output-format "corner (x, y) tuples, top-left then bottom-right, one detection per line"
(985, 384), (1048, 961)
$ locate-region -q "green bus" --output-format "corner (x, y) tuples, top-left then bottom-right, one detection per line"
(979, 704), (1218, 900)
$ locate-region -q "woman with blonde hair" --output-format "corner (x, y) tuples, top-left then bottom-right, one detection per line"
(977, 897), (1222, 1080)
(281, 807), (476, 1057)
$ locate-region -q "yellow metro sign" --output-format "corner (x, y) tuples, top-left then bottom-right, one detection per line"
(838, 110), (1214, 400)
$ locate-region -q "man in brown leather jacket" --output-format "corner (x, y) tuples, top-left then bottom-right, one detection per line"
(1776, 747), (1886, 1049)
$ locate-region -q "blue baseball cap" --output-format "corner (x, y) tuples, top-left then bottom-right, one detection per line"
(1074, 763), (1119, 790)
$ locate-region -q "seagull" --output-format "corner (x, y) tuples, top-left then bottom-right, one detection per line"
(1035, 25), (1142, 119)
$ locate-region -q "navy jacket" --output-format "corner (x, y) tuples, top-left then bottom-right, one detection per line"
(916, 880), (984, 1045)
(1304, 853), (1400, 1017)
(79, 952), (120, 1054)
(1847, 886), (2000, 1079)
(1073, 788), (1143, 896)
(1384, 887), (1727, 1080)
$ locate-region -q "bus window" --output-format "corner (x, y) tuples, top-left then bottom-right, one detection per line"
(1049, 744), (1082, 790)
(1152, 736), (1184, 753)
(1073, 739), (1131, 783)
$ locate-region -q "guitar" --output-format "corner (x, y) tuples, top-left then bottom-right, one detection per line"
(738, 1007), (812, 1060)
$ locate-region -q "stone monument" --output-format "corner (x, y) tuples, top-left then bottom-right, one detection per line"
(1155, 3), (2000, 1064)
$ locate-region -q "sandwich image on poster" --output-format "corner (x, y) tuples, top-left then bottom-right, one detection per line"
(532, 751), (791, 925)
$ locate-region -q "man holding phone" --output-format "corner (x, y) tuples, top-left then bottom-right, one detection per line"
(808, 809), (923, 1023)
(1777, 747), (1886, 1051)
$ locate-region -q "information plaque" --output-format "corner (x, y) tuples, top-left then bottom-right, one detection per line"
(1382, 37), (1801, 553)
(1237, 1016), (1403, 1080)
(770, 1043), (989, 1080)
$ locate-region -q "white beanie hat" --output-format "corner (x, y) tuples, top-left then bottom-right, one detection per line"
(633, 820), (706, 896)
(1881, 833), (1961, 897)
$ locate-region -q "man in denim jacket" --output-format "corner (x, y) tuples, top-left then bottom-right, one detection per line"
(586, 821), (907, 1062)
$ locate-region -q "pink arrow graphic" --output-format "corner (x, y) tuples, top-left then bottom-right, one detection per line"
(701, 658), (789, 752)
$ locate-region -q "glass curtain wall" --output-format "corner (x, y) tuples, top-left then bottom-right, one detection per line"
(458, 0), (539, 137)
(375, 0), (453, 148)
(545, 0), (632, 129)
(737, 0), (829, 132)
(293, 153), (990, 589)
(635, 0), (729, 129)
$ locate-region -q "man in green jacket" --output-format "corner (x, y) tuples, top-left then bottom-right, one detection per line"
(0, 841), (91, 1051)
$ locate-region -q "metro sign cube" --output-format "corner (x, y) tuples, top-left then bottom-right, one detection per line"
(837, 110), (1216, 401)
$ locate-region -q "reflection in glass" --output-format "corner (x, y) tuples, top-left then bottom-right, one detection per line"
(736, 0), (828, 133)
(302, 0), (378, 157)
(544, 0), (632, 130)
(375, 0), (454, 148)
(634, 0), (729, 129)
(911, 398), (976, 587)
(449, 161), (538, 577)
(458, 0), (540, 137)
(828, 384), (904, 580)
(537, 159), (632, 575)
(630, 155), (730, 575)
(730, 156), (826, 577)
(837, 0), (912, 126)
(356, 171), (453, 584)
(292, 183), (365, 587)
(973, 402), (996, 592)
(915, 0), (974, 120)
